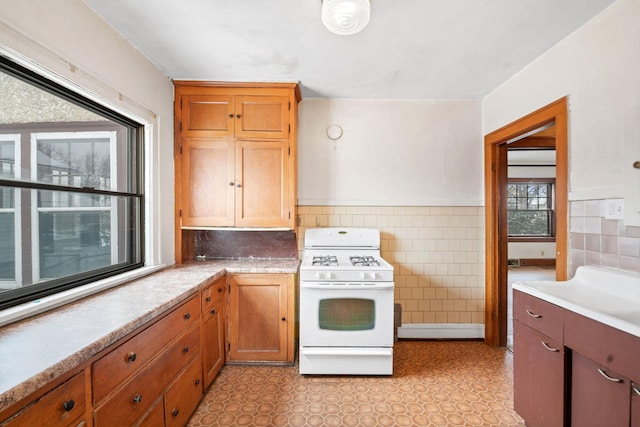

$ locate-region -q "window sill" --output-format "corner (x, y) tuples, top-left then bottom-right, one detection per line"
(0, 264), (167, 328)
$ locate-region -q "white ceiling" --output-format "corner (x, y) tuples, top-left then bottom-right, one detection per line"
(82, 0), (616, 99)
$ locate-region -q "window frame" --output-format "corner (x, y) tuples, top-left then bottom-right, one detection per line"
(0, 55), (145, 310)
(506, 178), (556, 242)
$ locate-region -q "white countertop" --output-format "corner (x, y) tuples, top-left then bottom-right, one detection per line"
(513, 265), (640, 338)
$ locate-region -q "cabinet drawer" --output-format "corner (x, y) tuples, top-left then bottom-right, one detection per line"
(4, 371), (86, 427)
(164, 353), (203, 427)
(201, 277), (225, 313)
(565, 310), (640, 382)
(513, 290), (564, 342)
(93, 323), (201, 427)
(92, 296), (200, 402)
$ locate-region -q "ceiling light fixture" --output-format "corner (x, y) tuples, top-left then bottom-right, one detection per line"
(322, 0), (370, 36)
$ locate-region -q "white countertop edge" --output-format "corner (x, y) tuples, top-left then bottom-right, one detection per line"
(513, 266), (640, 338)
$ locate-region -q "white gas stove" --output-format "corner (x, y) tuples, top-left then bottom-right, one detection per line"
(299, 228), (395, 375)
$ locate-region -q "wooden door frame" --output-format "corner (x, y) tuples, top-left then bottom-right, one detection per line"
(484, 97), (568, 347)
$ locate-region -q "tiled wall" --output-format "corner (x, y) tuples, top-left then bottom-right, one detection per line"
(570, 200), (640, 275)
(296, 206), (485, 325)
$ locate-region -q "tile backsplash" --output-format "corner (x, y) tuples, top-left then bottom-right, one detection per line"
(296, 206), (485, 325)
(570, 200), (640, 276)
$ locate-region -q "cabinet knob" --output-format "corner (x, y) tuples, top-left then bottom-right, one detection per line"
(206, 296), (211, 302)
(218, 287), (223, 293)
(126, 352), (137, 362)
(236, 114), (241, 119)
(281, 317), (286, 322)
(184, 313), (191, 320)
(172, 408), (180, 417)
(184, 345), (190, 353)
(132, 393), (143, 403)
(229, 182), (235, 186)
(195, 379), (201, 386)
(210, 308), (216, 315)
(62, 399), (75, 412)
(236, 183), (242, 188)
(228, 114), (234, 118)
(634, 161), (640, 169)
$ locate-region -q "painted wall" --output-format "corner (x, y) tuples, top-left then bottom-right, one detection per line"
(482, 0), (640, 275)
(298, 99), (483, 206)
(0, 0), (175, 267)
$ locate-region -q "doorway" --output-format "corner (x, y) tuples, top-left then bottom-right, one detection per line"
(483, 97), (568, 347)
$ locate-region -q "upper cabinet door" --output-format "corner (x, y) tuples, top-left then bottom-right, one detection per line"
(181, 95), (235, 138)
(235, 95), (289, 140)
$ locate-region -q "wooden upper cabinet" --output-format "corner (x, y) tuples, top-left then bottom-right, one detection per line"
(235, 95), (290, 140)
(174, 82), (300, 262)
(182, 94), (235, 138)
(235, 140), (289, 228)
(180, 139), (235, 227)
(179, 92), (290, 140)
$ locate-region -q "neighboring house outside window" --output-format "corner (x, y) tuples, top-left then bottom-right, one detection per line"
(0, 57), (144, 309)
(507, 179), (555, 241)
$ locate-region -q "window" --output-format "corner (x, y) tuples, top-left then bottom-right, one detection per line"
(0, 56), (144, 309)
(507, 180), (554, 238)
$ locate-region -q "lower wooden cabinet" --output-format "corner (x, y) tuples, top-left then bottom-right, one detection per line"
(201, 277), (226, 387)
(92, 296), (203, 427)
(1, 370), (89, 427)
(227, 274), (295, 363)
(571, 351), (630, 427)
(513, 320), (566, 427)
(165, 354), (204, 427)
(632, 383), (640, 427)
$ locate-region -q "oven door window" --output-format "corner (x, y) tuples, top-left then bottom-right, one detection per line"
(318, 298), (375, 331)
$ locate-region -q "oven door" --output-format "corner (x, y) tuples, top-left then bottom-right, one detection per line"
(299, 282), (394, 347)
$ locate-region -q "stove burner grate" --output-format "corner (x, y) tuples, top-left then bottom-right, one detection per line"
(312, 255), (339, 266)
(349, 255), (381, 267)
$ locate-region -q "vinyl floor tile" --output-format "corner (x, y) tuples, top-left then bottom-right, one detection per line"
(188, 340), (525, 427)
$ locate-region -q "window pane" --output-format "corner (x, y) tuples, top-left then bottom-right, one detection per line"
(36, 189), (141, 283)
(37, 136), (112, 190)
(0, 212), (14, 281)
(508, 210), (551, 236)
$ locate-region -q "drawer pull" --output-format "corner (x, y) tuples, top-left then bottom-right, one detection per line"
(206, 296), (211, 302)
(526, 309), (542, 319)
(633, 384), (640, 396)
(597, 368), (623, 383)
(126, 352), (137, 362)
(540, 341), (559, 352)
(184, 313), (191, 320)
(210, 308), (216, 315)
(62, 399), (75, 411)
(195, 379), (201, 386)
(172, 408), (180, 417)
(184, 345), (190, 353)
(132, 393), (143, 403)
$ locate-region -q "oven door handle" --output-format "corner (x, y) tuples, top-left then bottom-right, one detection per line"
(300, 283), (394, 290)
(301, 348), (393, 356)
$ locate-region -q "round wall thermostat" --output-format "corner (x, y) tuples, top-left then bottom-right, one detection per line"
(326, 125), (343, 140)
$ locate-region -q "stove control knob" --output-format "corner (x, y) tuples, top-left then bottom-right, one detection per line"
(317, 271), (332, 280)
